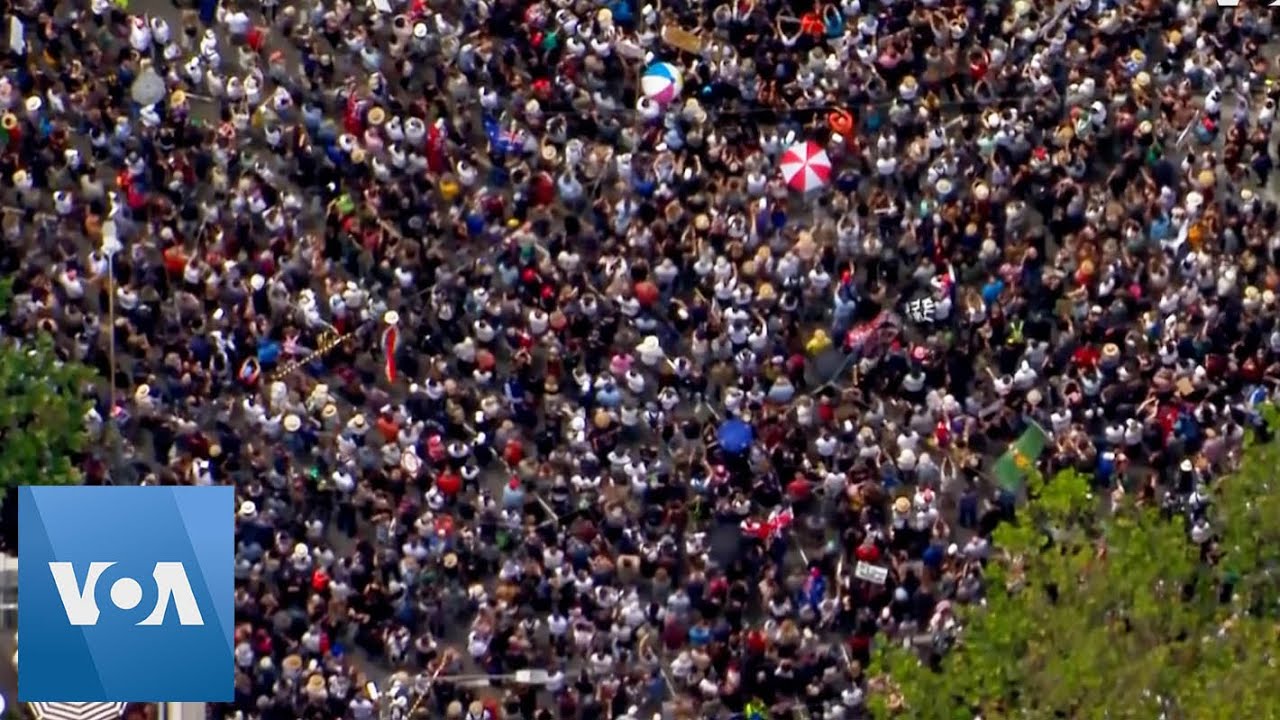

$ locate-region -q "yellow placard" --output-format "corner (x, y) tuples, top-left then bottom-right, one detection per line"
(661, 24), (703, 54)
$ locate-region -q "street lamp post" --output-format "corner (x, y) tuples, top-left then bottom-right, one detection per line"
(101, 219), (121, 413)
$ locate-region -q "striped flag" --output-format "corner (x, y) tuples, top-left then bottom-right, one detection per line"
(844, 310), (892, 351)
(382, 325), (399, 383)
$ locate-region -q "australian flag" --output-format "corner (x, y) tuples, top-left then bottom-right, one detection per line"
(484, 114), (524, 156)
(802, 570), (826, 609)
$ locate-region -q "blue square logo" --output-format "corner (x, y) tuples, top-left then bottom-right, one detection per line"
(18, 486), (234, 701)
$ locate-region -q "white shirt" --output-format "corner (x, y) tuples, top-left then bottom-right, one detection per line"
(548, 614), (568, 636)
(225, 10), (251, 35)
(350, 698), (375, 720)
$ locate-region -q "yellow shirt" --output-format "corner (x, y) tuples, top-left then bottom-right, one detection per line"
(806, 330), (833, 356)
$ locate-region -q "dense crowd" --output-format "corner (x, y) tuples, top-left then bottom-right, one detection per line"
(1, 0), (1279, 717)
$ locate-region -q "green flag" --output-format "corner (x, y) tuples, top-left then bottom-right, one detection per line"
(992, 422), (1049, 492)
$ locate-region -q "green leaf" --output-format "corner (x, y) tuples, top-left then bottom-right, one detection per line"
(874, 405), (1280, 718)
(0, 278), (93, 503)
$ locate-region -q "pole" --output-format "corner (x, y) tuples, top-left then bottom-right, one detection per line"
(107, 250), (116, 412)
(102, 220), (121, 413)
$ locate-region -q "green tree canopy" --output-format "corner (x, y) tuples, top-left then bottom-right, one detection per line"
(872, 409), (1280, 720)
(0, 279), (93, 498)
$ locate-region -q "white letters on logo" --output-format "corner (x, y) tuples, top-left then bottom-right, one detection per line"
(48, 562), (206, 626)
(48, 562), (114, 625)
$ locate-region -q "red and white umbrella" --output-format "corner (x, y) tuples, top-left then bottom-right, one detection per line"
(27, 703), (127, 720)
(778, 141), (832, 192)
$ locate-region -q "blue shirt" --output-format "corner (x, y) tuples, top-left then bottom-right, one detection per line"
(982, 279), (1005, 307)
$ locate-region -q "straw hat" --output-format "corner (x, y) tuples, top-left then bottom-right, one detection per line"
(636, 336), (663, 354)
(323, 404), (338, 419)
(898, 75), (918, 98)
(1102, 343), (1120, 361)
(443, 552), (459, 569)
(282, 655), (303, 674)
(367, 106), (386, 126)
(1137, 120), (1153, 136)
(24, 96), (41, 114)
(893, 497), (911, 514)
(540, 141), (559, 163)
(350, 413), (367, 430)
(384, 310), (400, 326)
(283, 414), (302, 433)
(238, 501), (258, 519)
(973, 181), (990, 201)
(1027, 388), (1043, 406)
(306, 674), (326, 693)
(401, 450), (421, 475)
(1196, 169), (1215, 189)
(169, 89), (187, 108)
(135, 384), (151, 401)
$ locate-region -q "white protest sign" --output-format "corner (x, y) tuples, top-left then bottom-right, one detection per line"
(905, 297), (937, 323)
(854, 561), (889, 585)
(8, 18), (24, 55)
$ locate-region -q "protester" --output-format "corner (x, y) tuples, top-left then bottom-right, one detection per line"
(1, 0), (1278, 716)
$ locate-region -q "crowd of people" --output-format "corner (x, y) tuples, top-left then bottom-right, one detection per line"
(1, 0), (1279, 716)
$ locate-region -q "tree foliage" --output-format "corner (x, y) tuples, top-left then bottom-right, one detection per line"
(0, 278), (92, 496)
(872, 409), (1280, 720)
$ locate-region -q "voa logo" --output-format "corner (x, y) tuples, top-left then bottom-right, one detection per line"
(48, 561), (206, 626)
